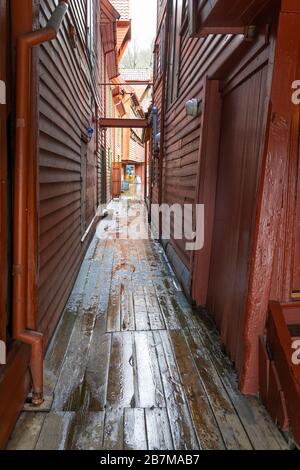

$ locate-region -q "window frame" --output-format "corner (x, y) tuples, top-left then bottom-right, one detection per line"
(167, 0), (184, 108)
(87, 0), (95, 65)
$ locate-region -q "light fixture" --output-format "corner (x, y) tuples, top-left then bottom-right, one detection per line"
(185, 98), (201, 119)
(87, 126), (94, 141)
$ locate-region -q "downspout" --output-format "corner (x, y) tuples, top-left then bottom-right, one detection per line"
(13, 1), (69, 406)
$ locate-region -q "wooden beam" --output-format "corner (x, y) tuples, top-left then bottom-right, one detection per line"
(99, 118), (148, 129)
(241, 7), (300, 395)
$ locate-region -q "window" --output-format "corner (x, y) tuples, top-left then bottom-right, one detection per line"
(87, 0), (95, 62)
(167, 0), (183, 107)
(159, 20), (165, 75)
(187, 0), (197, 36)
(154, 19), (166, 81)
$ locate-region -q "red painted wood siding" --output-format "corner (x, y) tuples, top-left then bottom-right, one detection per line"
(153, 2), (278, 381)
(37, 0), (103, 345)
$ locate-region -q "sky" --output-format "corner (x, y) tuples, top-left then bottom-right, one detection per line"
(129, 0), (157, 50)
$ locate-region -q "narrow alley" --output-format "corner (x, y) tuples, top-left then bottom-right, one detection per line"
(8, 199), (288, 451)
(2, 0), (300, 457)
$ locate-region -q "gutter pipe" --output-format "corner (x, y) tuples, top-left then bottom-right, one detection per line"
(13, 0), (69, 406)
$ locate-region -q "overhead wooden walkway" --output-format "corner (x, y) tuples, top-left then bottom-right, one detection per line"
(7, 200), (289, 450)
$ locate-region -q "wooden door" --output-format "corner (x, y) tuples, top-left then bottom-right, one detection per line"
(207, 62), (269, 361)
(112, 162), (122, 198)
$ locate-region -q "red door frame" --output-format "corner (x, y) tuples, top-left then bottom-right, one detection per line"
(0, 0), (8, 346)
(191, 79), (222, 306)
(242, 1), (300, 393)
(191, 2), (300, 395)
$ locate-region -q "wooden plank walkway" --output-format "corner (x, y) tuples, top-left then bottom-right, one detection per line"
(7, 200), (289, 450)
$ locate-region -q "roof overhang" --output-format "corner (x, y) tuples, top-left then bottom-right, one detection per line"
(116, 20), (132, 63)
(189, 0), (272, 37)
(100, 0), (120, 79)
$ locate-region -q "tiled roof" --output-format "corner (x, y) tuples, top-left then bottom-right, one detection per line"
(109, 0), (130, 20)
(120, 68), (152, 81)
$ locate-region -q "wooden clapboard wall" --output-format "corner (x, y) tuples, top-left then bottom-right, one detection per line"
(37, 0), (103, 345)
(153, 0), (279, 385)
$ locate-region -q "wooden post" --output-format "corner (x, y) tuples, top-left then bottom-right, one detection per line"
(241, 2), (300, 394)
(0, 0), (8, 346)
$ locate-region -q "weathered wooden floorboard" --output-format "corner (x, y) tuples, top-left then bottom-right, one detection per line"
(106, 282), (121, 332)
(124, 408), (148, 450)
(84, 315), (111, 412)
(145, 408), (174, 450)
(71, 258), (91, 297)
(133, 288), (151, 331)
(102, 409), (124, 450)
(6, 413), (46, 450)
(66, 412), (105, 450)
(153, 330), (200, 450)
(169, 330), (225, 449)
(35, 412), (75, 450)
(44, 254), (93, 395)
(183, 309), (289, 450)
(121, 287), (135, 331)
(81, 260), (104, 314)
(185, 328), (253, 450)
(44, 307), (78, 396)
(8, 200), (290, 450)
(133, 332), (165, 408)
(154, 283), (186, 330)
(144, 285), (166, 330)
(51, 311), (96, 411)
(106, 332), (135, 409)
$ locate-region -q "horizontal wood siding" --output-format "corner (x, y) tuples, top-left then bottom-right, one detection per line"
(153, 3), (278, 382)
(38, 0), (102, 345)
(163, 32), (225, 268)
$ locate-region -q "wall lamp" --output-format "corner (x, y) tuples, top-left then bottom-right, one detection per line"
(185, 98), (202, 119)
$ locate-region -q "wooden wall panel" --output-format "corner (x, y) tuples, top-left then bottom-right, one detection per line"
(152, 2), (279, 388)
(207, 62), (269, 368)
(37, 0), (102, 345)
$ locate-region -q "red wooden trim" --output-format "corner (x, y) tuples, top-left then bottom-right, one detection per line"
(0, 0), (8, 344)
(195, 0), (272, 35)
(241, 8), (300, 394)
(191, 79), (222, 304)
(267, 301), (300, 443)
(99, 118), (148, 129)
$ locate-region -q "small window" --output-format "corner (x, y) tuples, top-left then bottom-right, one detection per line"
(87, 0), (95, 63)
(159, 20), (165, 74)
(154, 19), (166, 81)
(187, 0), (197, 37)
(167, 0), (183, 107)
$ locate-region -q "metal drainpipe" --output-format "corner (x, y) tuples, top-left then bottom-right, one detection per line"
(13, 1), (69, 406)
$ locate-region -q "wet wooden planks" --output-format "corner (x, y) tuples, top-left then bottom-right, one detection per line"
(7, 202), (290, 451)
